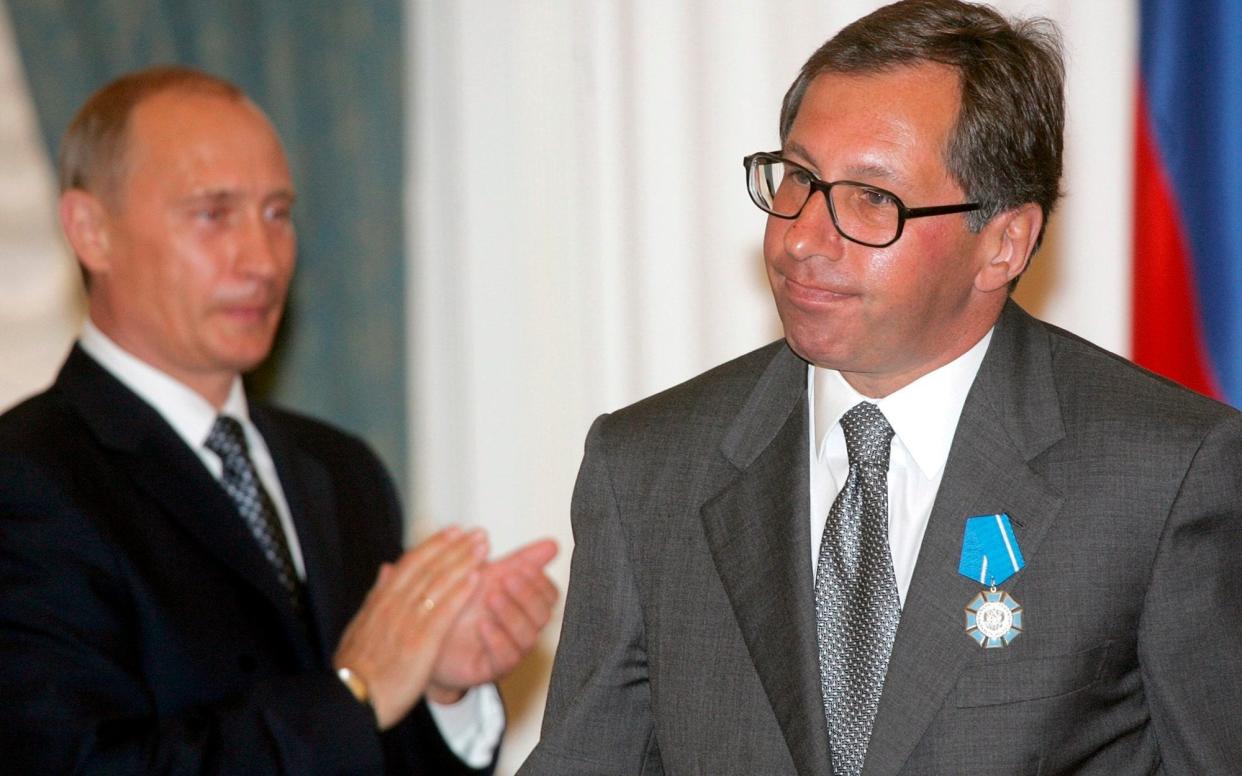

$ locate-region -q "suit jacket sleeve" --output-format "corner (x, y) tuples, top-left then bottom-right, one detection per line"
(519, 415), (665, 775)
(1137, 411), (1242, 771)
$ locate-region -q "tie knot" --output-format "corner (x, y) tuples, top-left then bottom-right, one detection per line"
(840, 402), (893, 470)
(205, 415), (249, 460)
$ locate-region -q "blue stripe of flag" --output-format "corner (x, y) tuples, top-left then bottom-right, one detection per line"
(1140, 2), (1242, 404)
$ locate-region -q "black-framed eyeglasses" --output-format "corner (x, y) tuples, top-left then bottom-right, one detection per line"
(743, 152), (981, 248)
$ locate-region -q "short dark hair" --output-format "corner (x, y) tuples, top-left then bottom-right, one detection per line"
(779, 0), (1064, 254)
(59, 66), (245, 205)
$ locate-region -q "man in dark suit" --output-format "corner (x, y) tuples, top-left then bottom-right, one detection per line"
(0, 66), (557, 774)
(522, 1), (1242, 774)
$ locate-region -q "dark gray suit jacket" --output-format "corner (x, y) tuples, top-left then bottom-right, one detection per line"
(522, 301), (1242, 775)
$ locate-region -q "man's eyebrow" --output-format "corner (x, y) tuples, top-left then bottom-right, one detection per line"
(783, 141), (818, 170)
(782, 142), (902, 185)
(176, 189), (239, 205)
(175, 188), (297, 204)
(843, 162), (900, 184)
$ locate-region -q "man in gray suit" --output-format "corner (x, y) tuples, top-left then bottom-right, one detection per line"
(521, 1), (1242, 774)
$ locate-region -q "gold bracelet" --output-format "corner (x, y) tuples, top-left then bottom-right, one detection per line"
(336, 667), (377, 725)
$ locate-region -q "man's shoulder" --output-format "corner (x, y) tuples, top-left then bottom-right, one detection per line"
(611, 339), (794, 422)
(588, 339), (799, 459)
(0, 381), (82, 458)
(1037, 316), (1235, 424)
(1009, 313), (1241, 463)
(249, 402), (357, 445)
(0, 380), (134, 523)
(248, 402), (392, 478)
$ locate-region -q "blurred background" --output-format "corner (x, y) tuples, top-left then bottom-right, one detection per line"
(2, 1), (1236, 771)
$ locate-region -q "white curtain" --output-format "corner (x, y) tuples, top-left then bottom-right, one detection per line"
(405, 1), (1135, 772)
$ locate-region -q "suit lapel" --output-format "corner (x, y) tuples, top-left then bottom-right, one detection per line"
(700, 344), (834, 776)
(253, 409), (346, 664)
(58, 348), (318, 664)
(864, 302), (1066, 776)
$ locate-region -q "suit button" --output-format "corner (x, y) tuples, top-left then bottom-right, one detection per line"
(238, 654), (258, 673)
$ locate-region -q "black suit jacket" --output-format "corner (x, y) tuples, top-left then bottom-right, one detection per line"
(0, 346), (489, 775)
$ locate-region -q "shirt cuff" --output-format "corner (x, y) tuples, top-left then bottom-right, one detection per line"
(426, 683), (505, 768)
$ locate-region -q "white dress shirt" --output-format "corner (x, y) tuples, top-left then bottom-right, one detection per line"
(77, 320), (502, 767)
(808, 330), (993, 606)
(79, 321), (308, 577)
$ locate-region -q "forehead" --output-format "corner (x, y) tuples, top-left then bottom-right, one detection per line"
(121, 90), (291, 196)
(785, 63), (961, 183)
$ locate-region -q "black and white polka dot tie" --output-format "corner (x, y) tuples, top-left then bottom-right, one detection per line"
(815, 401), (900, 776)
(205, 416), (303, 616)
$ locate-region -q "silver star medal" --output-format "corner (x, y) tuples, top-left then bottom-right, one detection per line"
(958, 513), (1026, 648)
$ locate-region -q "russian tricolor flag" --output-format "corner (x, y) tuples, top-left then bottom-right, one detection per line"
(1134, 2), (1242, 403)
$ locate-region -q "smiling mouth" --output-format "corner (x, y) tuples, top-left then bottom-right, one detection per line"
(219, 304), (275, 324)
(783, 276), (856, 304)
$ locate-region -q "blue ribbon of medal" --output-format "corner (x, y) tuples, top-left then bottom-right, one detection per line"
(958, 512), (1025, 586)
(959, 513), (1026, 648)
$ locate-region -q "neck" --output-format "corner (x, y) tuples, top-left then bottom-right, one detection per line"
(839, 319), (999, 399)
(87, 312), (237, 410)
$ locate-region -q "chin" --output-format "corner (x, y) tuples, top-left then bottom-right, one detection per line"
(786, 323), (885, 374)
(214, 337), (277, 375)
(785, 335), (843, 370)
(777, 313), (839, 368)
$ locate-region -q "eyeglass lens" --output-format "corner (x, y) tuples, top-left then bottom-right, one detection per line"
(749, 158), (901, 246)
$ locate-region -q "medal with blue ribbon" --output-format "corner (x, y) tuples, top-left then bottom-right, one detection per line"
(960, 513), (1025, 648)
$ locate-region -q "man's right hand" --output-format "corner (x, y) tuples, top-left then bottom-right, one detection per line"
(332, 527), (487, 730)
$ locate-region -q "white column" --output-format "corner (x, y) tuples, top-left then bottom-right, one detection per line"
(0, 0), (84, 411)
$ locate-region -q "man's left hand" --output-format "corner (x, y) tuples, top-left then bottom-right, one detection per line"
(426, 538), (559, 703)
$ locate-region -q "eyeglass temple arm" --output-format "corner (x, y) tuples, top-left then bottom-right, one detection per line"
(904, 202), (980, 219)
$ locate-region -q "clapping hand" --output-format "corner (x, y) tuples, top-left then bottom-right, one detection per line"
(332, 528), (559, 729)
(333, 527), (487, 730)
(426, 538), (559, 703)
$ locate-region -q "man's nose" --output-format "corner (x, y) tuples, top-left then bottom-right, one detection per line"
(235, 212), (283, 276)
(783, 189), (845, 259)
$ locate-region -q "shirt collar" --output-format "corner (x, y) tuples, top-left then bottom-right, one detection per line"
(812, 328), (993, 479)
(78, 319), (251, 450)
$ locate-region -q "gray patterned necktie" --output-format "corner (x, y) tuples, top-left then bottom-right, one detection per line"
(205, 415), (304, 615)
(815, 401), (900, 776)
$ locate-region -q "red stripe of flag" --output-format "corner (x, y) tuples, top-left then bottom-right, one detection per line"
(1132, 90), (1220, 398)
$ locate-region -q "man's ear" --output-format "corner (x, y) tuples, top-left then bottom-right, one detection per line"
(974, 203), (1043, 293)
(59, 189), (113, 276)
